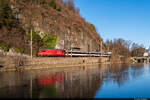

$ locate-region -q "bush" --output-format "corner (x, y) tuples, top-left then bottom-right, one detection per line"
(0, 0), (14, 29)
(27, 0), (32, 3)
(42, 34), (58, 49)
(90, 24), (96, 31)
(49, 0), (56, 9)
(56, 7), (61, 12)
(0, 43), (10, 52)
(15, 48), (26, 54)
(27, 30), (42, 44)
(41, 0), (61, 12)
(27, 30), (58, 52)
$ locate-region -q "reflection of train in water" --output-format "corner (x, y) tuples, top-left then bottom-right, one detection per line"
(38, 73), (64, 86)
(38, 48), (111, 57)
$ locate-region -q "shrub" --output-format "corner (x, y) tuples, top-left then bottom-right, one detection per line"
(41, 0), (61, 12)
(27, 30), (58, 52)
(0, 43), (10, 52)
(0, 0), (14, 29)
(49, 0), (56, 9)
(27, 30), (42, 44)
(90, 24), (96, 31)
(27, 0), (32, 3)
(15, 48), (26, 54)
(56, 7), (61, 12)
(42, 34), (58, 49)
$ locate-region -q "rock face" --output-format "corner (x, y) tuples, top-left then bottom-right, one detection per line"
(1, 0), (104, 55)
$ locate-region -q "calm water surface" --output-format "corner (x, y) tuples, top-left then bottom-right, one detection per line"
(0, 63), (150, 98)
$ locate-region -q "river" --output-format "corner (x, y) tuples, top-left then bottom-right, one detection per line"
(0, 63), (150, 98)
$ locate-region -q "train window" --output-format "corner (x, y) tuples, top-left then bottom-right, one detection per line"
(40, 50), (46, 52)
(62, 50), (66, 54)
(68, 51), (87, 54)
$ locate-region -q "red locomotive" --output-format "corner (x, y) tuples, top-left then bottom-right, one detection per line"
(38, 49), (65, 57)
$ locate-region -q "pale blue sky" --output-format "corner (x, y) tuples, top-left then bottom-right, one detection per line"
(74, 0), (150, 48)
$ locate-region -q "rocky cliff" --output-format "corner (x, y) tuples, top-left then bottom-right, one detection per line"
(0, 0), (104, 55)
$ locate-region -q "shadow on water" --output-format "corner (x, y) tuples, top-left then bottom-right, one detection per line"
(0, 63), (149, 98)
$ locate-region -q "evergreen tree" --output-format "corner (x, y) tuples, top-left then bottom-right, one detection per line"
(0, 0), (14, 29)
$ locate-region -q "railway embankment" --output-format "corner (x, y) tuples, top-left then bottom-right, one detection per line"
(0, 55), (110, 72)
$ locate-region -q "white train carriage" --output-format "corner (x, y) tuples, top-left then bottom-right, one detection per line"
(66, 51), (101, 57)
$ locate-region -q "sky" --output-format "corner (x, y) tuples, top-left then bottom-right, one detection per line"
(74, 0), (150, 49)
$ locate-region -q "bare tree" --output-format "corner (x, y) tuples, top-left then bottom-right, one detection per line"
(106, 38), (146, 58)
(131, 43), (146, 57)
(63, 0), (75, 10)
(105, 38), (132, 59)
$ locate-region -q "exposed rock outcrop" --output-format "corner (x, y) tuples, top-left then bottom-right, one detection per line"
(0, 0), (104, 55)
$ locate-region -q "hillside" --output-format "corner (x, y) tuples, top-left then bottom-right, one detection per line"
(0, 0), (104, 55)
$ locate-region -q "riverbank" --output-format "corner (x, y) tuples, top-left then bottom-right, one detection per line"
(0, 56), (110, 72)
(0, 62), (111, 72)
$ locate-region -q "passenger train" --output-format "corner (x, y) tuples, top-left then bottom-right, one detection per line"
(38, 49), (111, 57)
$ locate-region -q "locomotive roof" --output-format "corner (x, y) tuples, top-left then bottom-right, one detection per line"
(40, 49), (65, 51)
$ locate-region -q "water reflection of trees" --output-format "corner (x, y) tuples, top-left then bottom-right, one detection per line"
(102, 63), (145, 87)
(0, 71), (31, 98)
(102, 64), (129, 86)
(0, 63), (148, 98)
(0, 66), (104, 98)
(129, 63), (145, 80)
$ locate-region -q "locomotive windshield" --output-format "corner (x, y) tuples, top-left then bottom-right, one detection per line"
(39, 50), (46, 52)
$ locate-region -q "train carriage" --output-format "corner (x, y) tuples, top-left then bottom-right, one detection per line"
(66, 51), (89, 57)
